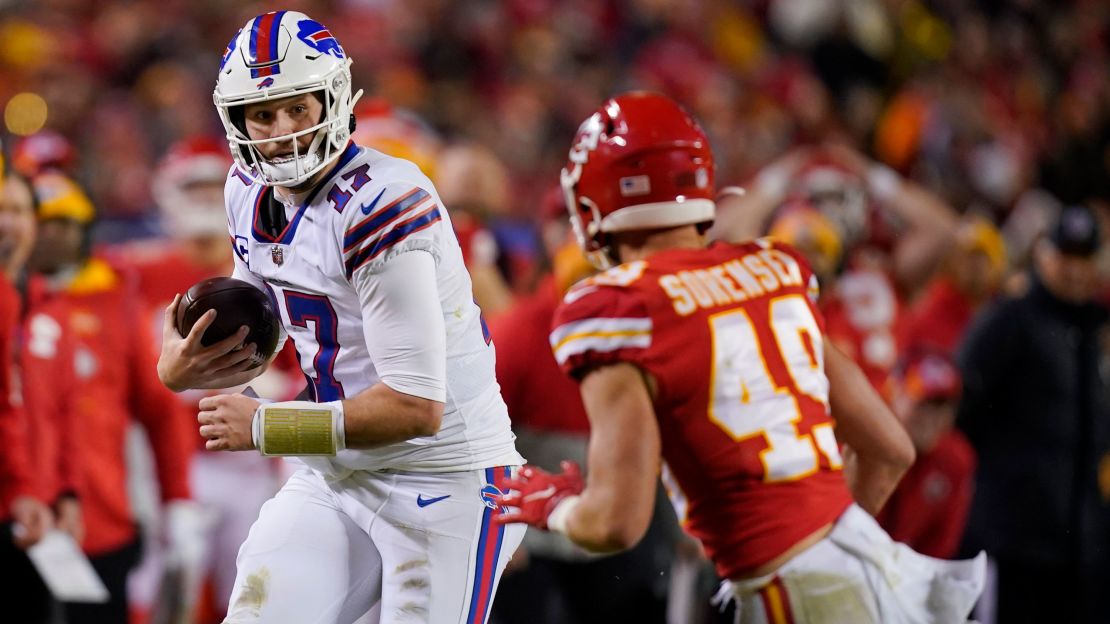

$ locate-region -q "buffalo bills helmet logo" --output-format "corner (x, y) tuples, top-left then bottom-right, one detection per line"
(220, 29), (240, 71)
(256, 77), (275, 89)
(480, 484), (505, 512)
(296, 19), (344, 58)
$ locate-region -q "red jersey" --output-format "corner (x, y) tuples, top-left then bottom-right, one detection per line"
(0, 276), (83, 517)
(18, 280), (82, 506)
(101, 240), (229, 340)
(900, 278), (975, 356)
(551, 240), (852, 579)
(822, 266), (905, 393)
(50, 258), (194, 555)
(0, 275), (34, 515)
(878, 431), (976, 558)
(490, 276), (589, 435)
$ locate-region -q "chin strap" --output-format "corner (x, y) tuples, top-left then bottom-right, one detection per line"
(252, 400), (346, 456)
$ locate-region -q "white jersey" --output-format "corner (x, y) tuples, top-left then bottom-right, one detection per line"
(225, 144), (522, 473)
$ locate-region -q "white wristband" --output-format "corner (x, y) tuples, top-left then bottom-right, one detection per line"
(251, 400), (346, 456)
(546, 495), (581, 535)
(717, 185), (747, 200)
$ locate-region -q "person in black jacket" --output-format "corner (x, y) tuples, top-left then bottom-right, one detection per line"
(957, 203), (1110, 623)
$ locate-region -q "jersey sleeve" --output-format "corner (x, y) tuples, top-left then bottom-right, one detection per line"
(549, 283), (653, 379)
(350, 249), (446, 402)
(340, 181), (442, 280)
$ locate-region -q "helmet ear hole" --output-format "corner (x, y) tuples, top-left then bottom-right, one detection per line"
(349, 113), (356, 134)
(230, 105), (247, 137)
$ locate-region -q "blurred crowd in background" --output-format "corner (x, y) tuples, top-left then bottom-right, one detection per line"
(0, 0), (1109, 623)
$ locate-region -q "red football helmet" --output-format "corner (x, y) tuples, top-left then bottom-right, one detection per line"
(791, 153), (869, 247)
(12, 130), (76, 177)
(561, 92), (715, 268)
(153, 136), (232, 238)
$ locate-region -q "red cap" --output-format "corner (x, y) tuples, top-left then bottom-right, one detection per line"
(898, 351), (961, 403)
(13, 130), (75, 177)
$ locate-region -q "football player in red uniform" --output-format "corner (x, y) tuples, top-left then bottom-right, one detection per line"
(497, 93), (984, 622)
(27, 173), (199, 624)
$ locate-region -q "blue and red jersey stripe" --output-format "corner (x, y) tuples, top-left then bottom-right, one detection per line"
(344, 206), (442, 278)
(343, 188), (430, 252)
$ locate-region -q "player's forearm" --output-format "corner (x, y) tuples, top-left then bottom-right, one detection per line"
(562, 488), (649, 553)
(561, 364), (660, 553)
(842, 447), (906, 515)
(342, 382), (444, 448)
(882, 178), (958, 233)
(825, 343), (915, 513)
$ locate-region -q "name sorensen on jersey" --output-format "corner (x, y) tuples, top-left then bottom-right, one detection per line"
(224, 143), (522, 474)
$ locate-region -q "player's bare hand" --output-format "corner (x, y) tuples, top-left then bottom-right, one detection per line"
(9, 496), (54, 549)
(158, 294), (257, 392)
(55, 497), (84, 545)
(198, 393), (260, 452)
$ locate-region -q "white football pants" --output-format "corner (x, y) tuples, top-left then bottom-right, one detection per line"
(192, 451), (284, 610)
(224, 465), (524, 624)
(722, 504), (986, 623)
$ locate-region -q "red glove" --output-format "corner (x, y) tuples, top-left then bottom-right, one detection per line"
(494, 461), (584, 530)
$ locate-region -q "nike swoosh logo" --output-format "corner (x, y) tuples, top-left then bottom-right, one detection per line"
(416, 494), (451, 508)
(360, 189), (387, 215)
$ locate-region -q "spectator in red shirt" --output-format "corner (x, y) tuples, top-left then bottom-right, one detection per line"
(0, 171), (56, 623)
(0, 170), (86, 622)
(767, 201), (906, 392)
(878, 350), (976, 559)
(900, 216), (1008, 356)
(436, 143), (529, 311)
(27, 173), (199, 624)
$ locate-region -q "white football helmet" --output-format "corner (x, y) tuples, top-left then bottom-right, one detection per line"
(213, 11), (363, 187)
(153, 136), (231, 238)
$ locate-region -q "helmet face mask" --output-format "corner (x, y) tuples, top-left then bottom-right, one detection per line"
(214, 11), (363, 188)
(560, 93), (716, 270)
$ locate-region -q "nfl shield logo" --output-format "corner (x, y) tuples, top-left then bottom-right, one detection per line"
(270, 245), (284, 265)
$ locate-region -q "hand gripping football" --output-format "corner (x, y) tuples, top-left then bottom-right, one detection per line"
(175, 277), (280, 369)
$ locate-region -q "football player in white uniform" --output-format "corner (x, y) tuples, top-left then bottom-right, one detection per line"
(156, 11), (524, 624)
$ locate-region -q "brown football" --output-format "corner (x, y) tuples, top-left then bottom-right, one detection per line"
(175, 277), (280, 369)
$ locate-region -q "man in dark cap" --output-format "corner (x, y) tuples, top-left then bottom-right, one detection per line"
(957, 203), (1110, 623)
